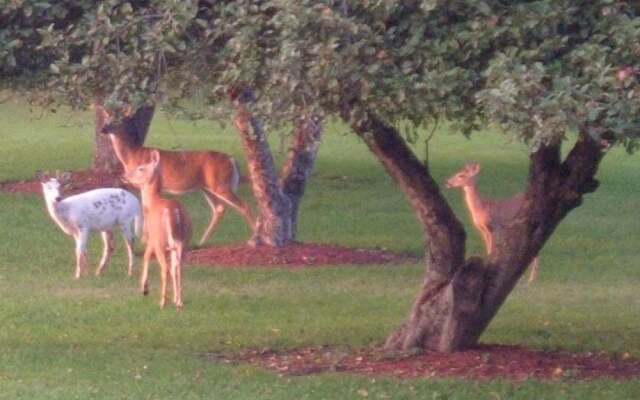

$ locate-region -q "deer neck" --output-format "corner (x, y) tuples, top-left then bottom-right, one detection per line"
(43, 194), (74, 235)
(461, 184), (487, 218)
(109, 134), (145, 171)
(139, 174), (164, 209)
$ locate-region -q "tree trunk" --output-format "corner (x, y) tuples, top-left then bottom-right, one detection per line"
(93, 102), (122, 174)
(436, 137), (606, 350)
(279, 116), (323, 239)
(345, 109), (606, 352)
(229, 84), (322, 247)
(233, 104), (293, 246)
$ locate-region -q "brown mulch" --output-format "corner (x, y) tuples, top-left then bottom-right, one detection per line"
(209, 344), (640, 381)
(189, 243), (418, 267)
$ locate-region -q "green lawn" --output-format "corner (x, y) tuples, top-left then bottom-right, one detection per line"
(1, 99), (639, 399)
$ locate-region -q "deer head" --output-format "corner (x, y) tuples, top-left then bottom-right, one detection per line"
(445, 163), (481, 189)
(98, 104), (134, 135)
(123, 149), (161, 188)
(41, 177), (63, 202)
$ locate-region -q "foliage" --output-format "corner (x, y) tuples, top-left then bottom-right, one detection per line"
(40, 0), (196, 111)
(3, 1), (638, 150)
(0, 0), (86, 91)
(477, 1), (640, 152)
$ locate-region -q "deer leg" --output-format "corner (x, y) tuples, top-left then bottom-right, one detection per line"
(199, 191), (227, 246)
(121, 223), (136, 276)
(123, 232), (135, 277)
(140, 246), (153, 295)
(211, 189), (255, 235)
(527, 256), (540, 284)
(170, 245), (183, 309)
(476, 225), (493, 255)
(485, 230), (494, 255)
(96, 231), (115, 276)
(156, 249), (170, 309)
(74, 231), (89, 279)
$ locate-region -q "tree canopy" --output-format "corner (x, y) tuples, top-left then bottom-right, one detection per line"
(3, 1), (638, 149)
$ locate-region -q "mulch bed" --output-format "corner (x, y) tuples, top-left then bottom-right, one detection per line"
(209, 344), (640, 381)
(189, 243), (418, 267)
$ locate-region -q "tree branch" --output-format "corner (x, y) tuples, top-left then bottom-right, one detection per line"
(345, 110), (466, 280)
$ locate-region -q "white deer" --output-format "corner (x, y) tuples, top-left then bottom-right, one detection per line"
(445, 163), (540, 283)
(41, 177), (143, 279)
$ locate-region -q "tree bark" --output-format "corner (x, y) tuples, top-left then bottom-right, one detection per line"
(93, 102), (122, 174)
(345, 108), (607, 352)
(279, 116), (323, 239)
(233, 104), (293, 246)
(229, 84), (322, 247)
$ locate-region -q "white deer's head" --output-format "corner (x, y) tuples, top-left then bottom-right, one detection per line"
(41, 177), (63, 202)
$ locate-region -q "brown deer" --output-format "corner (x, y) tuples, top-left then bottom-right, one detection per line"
(98, 106), (254, 246)
(125, 150), (192, 309)
(446, 163), (540, 283)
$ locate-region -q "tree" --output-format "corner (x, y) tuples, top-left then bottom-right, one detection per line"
(208, 0), (639, 351)
(167, 1), (326, 246)
(28, 1), (323, 246)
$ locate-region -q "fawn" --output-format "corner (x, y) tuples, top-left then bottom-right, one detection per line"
(446, 163), (540, 283)
(125, 150), (192, 309)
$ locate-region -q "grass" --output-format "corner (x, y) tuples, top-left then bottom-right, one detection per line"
(1, 98), (640, 398)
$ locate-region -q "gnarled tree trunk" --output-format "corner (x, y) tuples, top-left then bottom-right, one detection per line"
(345, 109), (606, 352)
(93, 102), (122, 174)
(279, 116), (323, 239)
(231, 88), (322, 246)
(234, 104), (293, 246)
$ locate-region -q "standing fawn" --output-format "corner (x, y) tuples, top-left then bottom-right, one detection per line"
(125, 150), (192, 309)
(445, 163), (540, 283)
(98, 106), (254, 246)
(41, 177), (142, 279)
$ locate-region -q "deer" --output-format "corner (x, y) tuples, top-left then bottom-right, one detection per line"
(124, 150), (192, 309)
(41, 176), (142, 279)
(98, 105), (254, 246)
(445, 163), (540, 283)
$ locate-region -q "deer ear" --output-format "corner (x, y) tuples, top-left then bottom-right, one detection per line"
(35, 170), (46, 183)
(123, 104), (134, 117)
(467, 163), (480, 174)
(150, 149), (160, 165)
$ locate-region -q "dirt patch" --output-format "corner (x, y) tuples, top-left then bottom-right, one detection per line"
(210, 345), (640, 381)
(0, 169), (127, 195)
(189, 243), (418, 267)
